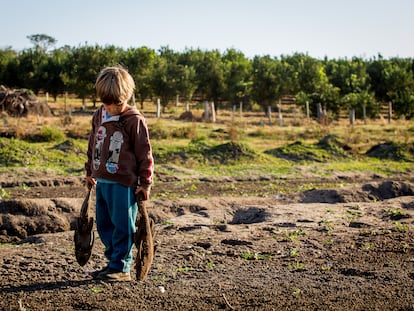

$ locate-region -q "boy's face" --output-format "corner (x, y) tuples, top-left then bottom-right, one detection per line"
(103, 102), (128, 115)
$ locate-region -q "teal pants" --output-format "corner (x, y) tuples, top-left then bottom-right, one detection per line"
(95, 181), (137, 273)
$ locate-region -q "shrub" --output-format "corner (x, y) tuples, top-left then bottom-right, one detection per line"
(39, 126), (65, 142)
(149, 121), (169, 139)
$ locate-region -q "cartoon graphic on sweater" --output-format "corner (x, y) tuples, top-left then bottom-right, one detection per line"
(93, 126), (107, 170)
(106, 131), (124, 174)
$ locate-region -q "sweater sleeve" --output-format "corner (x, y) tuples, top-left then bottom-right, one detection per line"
(84, 108), (101, 177)
(134, 116), (154, 188)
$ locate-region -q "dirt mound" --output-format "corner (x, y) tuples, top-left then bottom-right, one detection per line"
(0, 175), (83, 188)
(366, 142), (414, 161)
(0, 197), (84, 242)
(362, 180), (414, 199)
(300, 180), (414, 203)
(316, 134), (351, 156)
(0, 86), (52, 117)
(229, 206), (272, 224)
(204, 141), (256, 163)
(178, 110), (200, 121)
(265, 134), (356, 162)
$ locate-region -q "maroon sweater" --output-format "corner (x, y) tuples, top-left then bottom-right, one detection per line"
(85, 105), (154, 189)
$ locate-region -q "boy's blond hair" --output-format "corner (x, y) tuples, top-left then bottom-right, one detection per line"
(95, 66), (135, 105)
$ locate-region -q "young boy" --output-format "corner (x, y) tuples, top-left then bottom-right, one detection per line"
(85, 65), (154, 281)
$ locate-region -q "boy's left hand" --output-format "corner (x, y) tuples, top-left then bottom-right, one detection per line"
(135, 187), (150, 201)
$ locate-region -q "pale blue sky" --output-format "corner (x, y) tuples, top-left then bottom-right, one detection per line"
(1, 0), (413, 59)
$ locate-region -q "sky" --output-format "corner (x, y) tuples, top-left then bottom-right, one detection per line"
(1, 0), (413, 59)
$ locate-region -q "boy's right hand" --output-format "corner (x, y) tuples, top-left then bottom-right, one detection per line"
(85, 176), (96, 190)
(135, 187), (150, 201)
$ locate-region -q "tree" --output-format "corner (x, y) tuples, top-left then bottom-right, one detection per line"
(151, 47), (200, 110)
(251, 55), (281, 111)
(16, 49), (49, 93)
(368, 56), (414, 118)
(40, 47), (70, 101)
(26, 34), (57, 53)
(66, 44), (121, 108)
(193, 50), (226, 107)
(120, 46), (156, 109)
(326, 58), (376, 118)
(383, 58), (414, 118)
(0, 47), (18, 86)
(151, 47), (179, 111)
(176, 64), (197, 106)
(286, 53), (339, 118)
(176, 49), (200, 106)
(222, 48), (252, 108)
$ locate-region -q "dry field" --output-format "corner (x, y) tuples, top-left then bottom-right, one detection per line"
(0, 97), (413, 310)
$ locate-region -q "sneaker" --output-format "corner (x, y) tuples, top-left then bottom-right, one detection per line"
(97, 268), (132, 282)
(91, 266), (109, 279)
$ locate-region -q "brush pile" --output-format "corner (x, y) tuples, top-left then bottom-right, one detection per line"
(0, 85), (51, 117)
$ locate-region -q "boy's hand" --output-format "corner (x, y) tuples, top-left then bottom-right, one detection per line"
(135, 187), (150, 201)
(85, 176), (96, 190)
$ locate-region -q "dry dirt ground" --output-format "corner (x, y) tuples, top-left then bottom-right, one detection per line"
(1, 171), (414, 311)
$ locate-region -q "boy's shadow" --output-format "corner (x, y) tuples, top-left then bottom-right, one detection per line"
(0, 279), (98, 293)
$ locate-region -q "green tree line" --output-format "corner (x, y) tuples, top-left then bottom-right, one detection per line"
(1, 36), (413, 119)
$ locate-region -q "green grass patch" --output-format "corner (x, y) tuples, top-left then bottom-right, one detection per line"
(153, 139), (259, 165)
(321, 158), (413, 176)
(264, 135), (352, 162)
(0, 137), (86, 175)
(0, 117), (413, 184)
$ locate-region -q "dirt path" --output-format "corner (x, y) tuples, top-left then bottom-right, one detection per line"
(0, 175), (414, 310)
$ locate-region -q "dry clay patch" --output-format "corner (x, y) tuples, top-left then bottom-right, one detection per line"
(157, 195), (414, 270)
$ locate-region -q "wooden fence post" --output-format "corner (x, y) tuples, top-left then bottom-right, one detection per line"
(278, 100), (283, 126)
(388, 102), (392, 124)
(210, 101), (216, 123)
(362, 104), (367, 125)
(156, 98), (161, 118)
(239, 101), (243, 118)
(204, 100), (209, 122)
(317, 103), (322, 124)
(64, 92), (68, 113)
(267, 106), (272, 125)
(349, 109), (355, 125)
